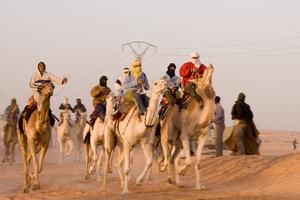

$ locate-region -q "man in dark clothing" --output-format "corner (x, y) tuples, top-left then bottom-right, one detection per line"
(230, 93), (254, 155)
(90, 76), (111, 123)
(58, 97), (73, 126)
(231, 93), (259, 155)
(73, 98), (87, 123)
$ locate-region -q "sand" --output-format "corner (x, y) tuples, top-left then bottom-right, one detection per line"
(1, 129), (300, 200)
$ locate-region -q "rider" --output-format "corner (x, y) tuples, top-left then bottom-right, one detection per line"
(20, 61), (67, 127)
(72, 98), (87, 123)
(58, 97), (73, 126)
(89, 75), (111, 124)
(158, 63), (181, 119)
(115, 67), (130, 100)
(122, 59), (150, 122)
(4, 98), (20, 131)
(179, 52), (207, 99)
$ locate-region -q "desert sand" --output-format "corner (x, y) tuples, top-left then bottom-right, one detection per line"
(1, 126), (300, 200)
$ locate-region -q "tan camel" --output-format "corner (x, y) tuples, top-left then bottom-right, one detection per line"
(160, 65), (215, 189)
(57, 110), (75, 163)
(73, 110), (87, 161)
(17, 83), (54, 193)
(2, 117), (18, 164)
(103, 79), (167, 194)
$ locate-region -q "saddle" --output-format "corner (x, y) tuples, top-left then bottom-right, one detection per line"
(18, 104), (56, 134)
(112, 99), (135, 121)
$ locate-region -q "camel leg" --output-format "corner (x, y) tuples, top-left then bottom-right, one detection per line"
(18, 133), (30, 193)
(160, 134), (170, 172)
(89, 140), (98, 175)
(28, 139), (40, 190)
(58, 139), (64, 164)
(115, 146), (125, 188)
(66, 139), (74, 157)
(9, 140), (18, 164)
(38, 140), (49, 174)
(102, 130), (115, 191)
(195, 133), (208, 190)
(178, 138), (192, 176)
(85, 143), (91, 180)
(2, 128), (10, 163)
(136, 140), (153, 185)
(96, 147), (103, 182)
(123, 142), (130, 194)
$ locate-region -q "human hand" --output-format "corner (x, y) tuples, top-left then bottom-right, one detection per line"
(62, 77), (68, 84)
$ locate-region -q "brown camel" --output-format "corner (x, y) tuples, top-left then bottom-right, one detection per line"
(160, 64), (215, 189)
(17, 82), (54, 193)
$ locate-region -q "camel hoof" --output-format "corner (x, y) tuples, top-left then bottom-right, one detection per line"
(147, 175), (153, 181)
(122, 188), (129, 194)
(23, 187), (29, 193)
(159, 164), (167, 172)
(100, 185), (106, 192)
(32, 183), (40, 190)
(196, 184), (207, 190)
(167, 177), (175, 185)
(135, 178), (142, 185)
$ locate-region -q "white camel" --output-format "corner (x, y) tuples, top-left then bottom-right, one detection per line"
(83, 93), (115, 181)
(103, 79), (167, 194)
(57, 109), (75, 164)
(17, 82), (54, 193)
(73, 110), (87, 161)
(160, 65), (215, 189)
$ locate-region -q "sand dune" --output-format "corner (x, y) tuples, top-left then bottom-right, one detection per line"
(1, 130), (300, 200)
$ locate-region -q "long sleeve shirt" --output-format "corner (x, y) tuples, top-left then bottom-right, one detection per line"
(213, 103), (225, 124)
(122, 72), (150, 94)
(179, 62), (207, 87)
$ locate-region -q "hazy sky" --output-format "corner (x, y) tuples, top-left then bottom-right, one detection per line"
(0, 0), (300, 131)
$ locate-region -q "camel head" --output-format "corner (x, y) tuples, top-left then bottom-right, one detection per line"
(151, 79), (167, 96)
(193, 64), (215, 100)
(40, 83), (54, 99)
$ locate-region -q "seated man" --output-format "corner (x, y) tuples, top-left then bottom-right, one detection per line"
(58, 97), (73, 126)
(19, 61), (67, 130)
(159, 63), (181, 119)
(89, 76), (111, 125)
(72, 98), (87, 123)
(122, 59), (150, 122)
(179, 52), (207, 100)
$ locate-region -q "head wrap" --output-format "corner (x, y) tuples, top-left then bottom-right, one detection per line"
(99, 76), (108, 87)
(11, 98), (17, 104)
(131, 60), (142, 78)
(190, 51), (201, 67)
(166, 63), (176, 78)
(63, 97), (69, 104)
(237, 93), (246, 101)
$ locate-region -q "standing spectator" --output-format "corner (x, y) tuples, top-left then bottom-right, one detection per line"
(212, 96), (225, 157)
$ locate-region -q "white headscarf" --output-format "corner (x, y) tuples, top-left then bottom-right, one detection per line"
(190, 51), (201, 67)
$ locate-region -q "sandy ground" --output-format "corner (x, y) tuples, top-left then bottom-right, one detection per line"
(1, 127), (300, 200)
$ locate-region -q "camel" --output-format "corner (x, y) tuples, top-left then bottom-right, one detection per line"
(83, 93), (115, 181)
(57, 109), (75, 163)
(160, 65), (215, 189)
(103, 79), (167, 194)
(2, 117), (18, 164)
(73, 110), (87, 161)
(17, 82), (54, 193)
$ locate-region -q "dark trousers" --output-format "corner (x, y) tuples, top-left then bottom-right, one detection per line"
(133, 93), (149, 114)
(95, 103), (106, 121)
